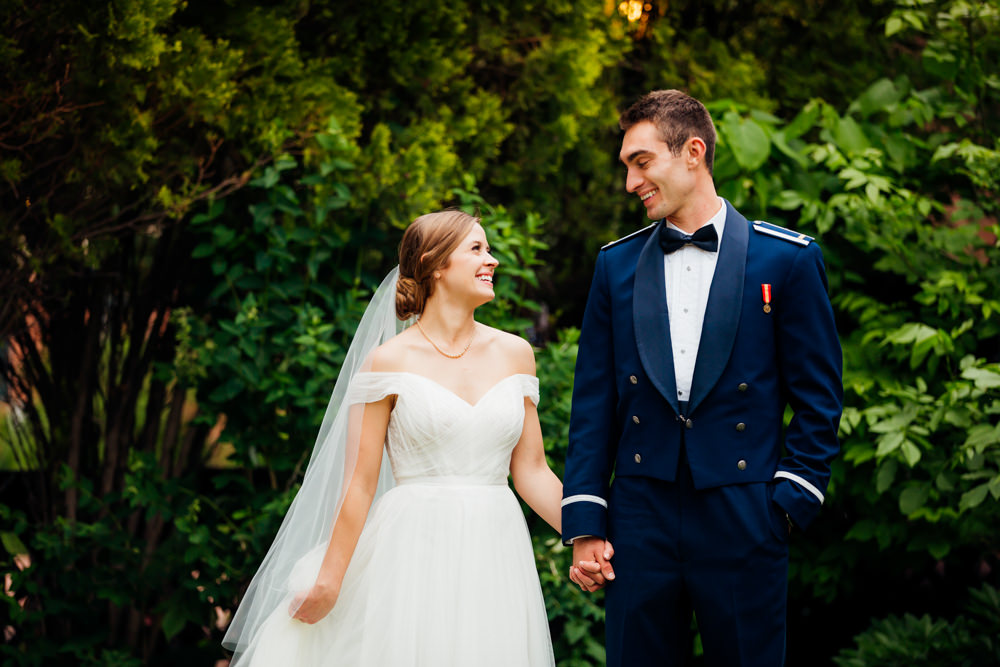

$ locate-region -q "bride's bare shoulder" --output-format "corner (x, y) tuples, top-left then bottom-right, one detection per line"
(368, 328), (422, 373)
(479, 325), (535, 374)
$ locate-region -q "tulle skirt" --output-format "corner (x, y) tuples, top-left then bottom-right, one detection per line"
(244, 481), (555, 666)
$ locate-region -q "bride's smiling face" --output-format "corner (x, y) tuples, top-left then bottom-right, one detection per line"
(436, 223), (498, 307)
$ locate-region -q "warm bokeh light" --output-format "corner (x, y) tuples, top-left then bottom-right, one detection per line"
(618, 0), (644, 22)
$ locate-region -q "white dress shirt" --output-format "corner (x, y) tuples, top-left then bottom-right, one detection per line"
(663, 198), (726, 405)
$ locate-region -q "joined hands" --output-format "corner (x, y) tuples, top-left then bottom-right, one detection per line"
(568, 537), (615, 593)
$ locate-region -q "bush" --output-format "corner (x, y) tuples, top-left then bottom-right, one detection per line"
(834, 584), (1000, 667)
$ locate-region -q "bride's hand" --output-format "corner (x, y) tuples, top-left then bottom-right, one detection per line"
(289, 582), (340, 624)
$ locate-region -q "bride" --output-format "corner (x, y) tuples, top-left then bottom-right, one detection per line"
(223, 210), (590, 665)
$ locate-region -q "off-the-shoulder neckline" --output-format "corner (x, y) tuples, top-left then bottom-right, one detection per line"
(356, 371), (536, 407)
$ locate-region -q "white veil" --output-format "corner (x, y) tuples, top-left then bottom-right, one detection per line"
(222, 267), (407, 665)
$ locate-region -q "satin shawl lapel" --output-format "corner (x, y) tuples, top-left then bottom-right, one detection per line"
(633, 223), (679, 414)
(688, 201), (749, 412)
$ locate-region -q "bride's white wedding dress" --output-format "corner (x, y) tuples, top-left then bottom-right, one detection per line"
(244, 371), (555, 666)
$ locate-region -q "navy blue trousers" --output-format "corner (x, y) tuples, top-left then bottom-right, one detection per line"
(605, 447), (789, 667)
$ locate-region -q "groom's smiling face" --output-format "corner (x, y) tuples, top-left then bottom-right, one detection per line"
(619, 120), (700, 223)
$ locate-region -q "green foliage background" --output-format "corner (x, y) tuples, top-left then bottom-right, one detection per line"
(1, 0), (998, 664)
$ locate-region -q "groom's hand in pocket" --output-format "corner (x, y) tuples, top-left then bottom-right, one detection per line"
(569, 537), (615, 592)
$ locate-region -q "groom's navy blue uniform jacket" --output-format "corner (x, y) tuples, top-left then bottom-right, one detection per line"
(561, 201), (843, 543)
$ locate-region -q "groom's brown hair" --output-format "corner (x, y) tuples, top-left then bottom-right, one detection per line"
(619, 89), (717, 176)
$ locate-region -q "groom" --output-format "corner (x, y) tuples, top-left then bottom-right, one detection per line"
(562, 90), (843, 666)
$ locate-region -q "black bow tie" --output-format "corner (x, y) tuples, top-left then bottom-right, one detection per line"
(658, 223), (719, 254)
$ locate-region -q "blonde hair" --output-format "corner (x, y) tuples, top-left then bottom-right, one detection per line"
(396, 210), (479, 319)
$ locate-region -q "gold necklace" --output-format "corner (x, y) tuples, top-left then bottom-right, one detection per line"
(416, 320), (476, 359)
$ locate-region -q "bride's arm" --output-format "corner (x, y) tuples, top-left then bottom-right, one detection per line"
(510, 399), (563, 533)
(507, 338), (562, 533)
(291, 395), (392, 624)
(511, 397), (617, 587)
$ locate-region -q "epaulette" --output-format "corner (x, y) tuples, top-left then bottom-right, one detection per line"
(752, 220), (812, 246)
(601, 223), (657, 250)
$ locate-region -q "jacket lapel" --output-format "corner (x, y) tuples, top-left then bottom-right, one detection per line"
(633, 223), (680, 414)
(688, 200), (749, 413)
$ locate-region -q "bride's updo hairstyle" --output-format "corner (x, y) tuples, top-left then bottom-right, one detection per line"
(396, 210), (479, 320)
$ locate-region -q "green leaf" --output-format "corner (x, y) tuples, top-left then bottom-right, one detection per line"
(963, 423), (1000, 452)
(784, 102), (820, 139)
(212, 226), (236, 246)
(900, 440), (921, 467)
(161, 603), (186, 640)
(254, 251), (272, 272)
(770, 131), (809, 167)
(876, 431), (904, 457)
(961, 366), (1000, 390)
(899, 485), (929, 515)
(959, 484), (990, 511)
(877, 459), (898, 494)
(923, 46), (958, 80)
(209, 377), (245, 403)
(934, 471), (956, 492)
(927, 541), (951, 560)
(191, 243), (215, 259)
(832, 116), (870, 154)
(722, 115), (771, 171)
(854, 79), (901, 117)
(989, 475), (1000, 502)
(1, 531), (28, 556)
(885, 15), (904, 37)
(191, 198), (225, 225)
(845, 519), (878, 542)
(250, 166), (280, 188)
(773, 189), (805, 210)
(289, 228), (316, 243)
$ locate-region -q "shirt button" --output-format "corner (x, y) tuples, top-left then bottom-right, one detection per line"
(632, 415), (640, 424)
(686, 266), (692, 272)
(630, 375), (638, 384)
(737, 459), (747, 471)
(685, 419), (693, 429)
(736, 422), (746, 432)
(738, 383), (748, 392)
(634, 453), (642, 464)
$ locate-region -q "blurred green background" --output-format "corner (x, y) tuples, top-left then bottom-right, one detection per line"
(2, 0), (998, 664)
